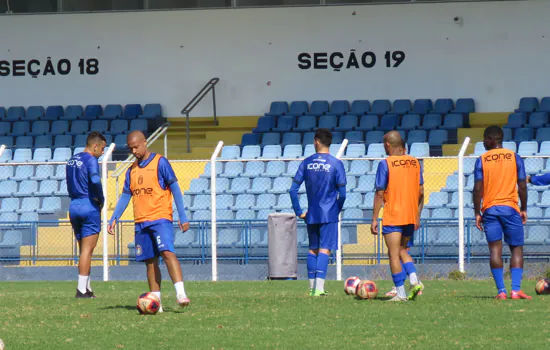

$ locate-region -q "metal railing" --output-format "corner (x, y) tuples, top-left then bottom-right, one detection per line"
(181, 77), (220, 153)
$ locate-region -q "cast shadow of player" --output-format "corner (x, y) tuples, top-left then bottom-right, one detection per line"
(99, 305), (187, 313)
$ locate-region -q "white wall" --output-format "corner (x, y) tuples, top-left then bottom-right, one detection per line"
(0, 1), (549, 117)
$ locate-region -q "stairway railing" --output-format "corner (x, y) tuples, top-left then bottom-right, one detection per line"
(181, 77), (220, 153)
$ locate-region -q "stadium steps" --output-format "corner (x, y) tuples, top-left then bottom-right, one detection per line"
(468, 112), (509, 127)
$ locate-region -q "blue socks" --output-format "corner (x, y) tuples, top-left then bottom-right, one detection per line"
(307, 253), (316, 289)
(491, 268), (506, 294)
(315, 252), (329, 280)
(391, 270), (407, 288)
(511, 268), (523, 292)
(403, 262), (416, 276)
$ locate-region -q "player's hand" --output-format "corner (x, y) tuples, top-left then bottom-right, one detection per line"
(107, 221), (116, 235)
(527, 175), (532, 184)
(475, 214), (483, 232)
(520, 211), (528, 225)
(371, 219), (379, 235)
(179, 221), (190, 232)
(299, 212), (307, 220)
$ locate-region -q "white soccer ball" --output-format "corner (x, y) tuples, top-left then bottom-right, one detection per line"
(0, 338), (4, 350)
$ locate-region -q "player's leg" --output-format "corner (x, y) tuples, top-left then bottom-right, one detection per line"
(483, 213), (507, 298)
(70, 204), (94, 298)
(503, 213), (531, 299)
(80, 208), (101, 296)
(306, 224), (320, 294)
(383, 226), (407, 301)
(78, 233), (99, 296)
(399, 227), (422, 300)
(312, 222), (337, 296)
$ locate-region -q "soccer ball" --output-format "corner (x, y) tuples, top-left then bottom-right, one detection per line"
(0, 338), (4, 350)
(535, 278), (550, 295)
(136, 292), (161, 315)
(356, 280), (378, 299)
(344, 276), (362, 295)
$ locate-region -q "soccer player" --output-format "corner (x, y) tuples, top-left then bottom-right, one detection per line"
(473, 126), (531, 299)
(371, 131), (424, 301)
(66, 131), (107, 298)
(108, 131), (191, 309)
(527, 173), (550, 186)
(289, 128), (346, 296)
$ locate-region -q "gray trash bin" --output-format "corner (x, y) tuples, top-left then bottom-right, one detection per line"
(268, 213), (298, 280)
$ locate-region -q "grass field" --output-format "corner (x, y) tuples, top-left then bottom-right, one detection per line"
(1, 280), (549, 349)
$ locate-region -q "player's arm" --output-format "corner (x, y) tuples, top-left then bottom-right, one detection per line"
(416, 164), (425, 230)
(472, 157), (484, 231)
(336, 160), (347, 212)
(528, 173), (550, 186)
(289, 161), (305, 219)
(88, 158), (104, 209)
(159, 157), (190, 232)
(108, 168), (132, 234)
(371, 160), (388, 235)
(516, 154), (528, 224)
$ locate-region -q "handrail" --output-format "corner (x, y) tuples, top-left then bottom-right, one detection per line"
(110, 122), (170, 178)
(181, 77), (220, 153)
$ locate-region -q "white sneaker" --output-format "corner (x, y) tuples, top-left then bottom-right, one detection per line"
(385, 286), (397, 297)
(387, 295), (408, 302)
(158, 305), (164, 313)
(177, 295), (190, 308)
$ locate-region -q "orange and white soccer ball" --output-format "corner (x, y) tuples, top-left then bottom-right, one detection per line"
(137, 292), (161, 315)
(344, 276), (362, 295)
(535, 278), (550, 295)
(356, 280), (378, 299)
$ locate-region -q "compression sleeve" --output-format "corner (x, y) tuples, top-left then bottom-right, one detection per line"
(337, 185), (347, 212)
(90, 174), (104, 207)
(170, 182), (189, 223)
(109, 192), (132, 225)
(289, 181), (302, 217)
(531, 173), (550, 186)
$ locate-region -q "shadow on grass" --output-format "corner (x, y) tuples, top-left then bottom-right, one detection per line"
(99, 305), (186, 313)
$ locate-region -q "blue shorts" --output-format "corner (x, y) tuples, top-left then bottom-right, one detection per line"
(135, 219), (176, 262)
(382, 224), (415, 237)
(307, 222), (338, 251)
(483, 211), (524, 246)
(69, 199), (101, 241)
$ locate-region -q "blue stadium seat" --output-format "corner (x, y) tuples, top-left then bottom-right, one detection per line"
(537, 97), (550, 113)
(538, 141), (550, 156)
(442, 174), (465, 192)
(186, 178), (209, 195)
(28, 121), (50, 136)
(252, 116), (275, 133)
(50, 120), (69, 135)
(67, 120), (89, 135)
(515, 97), (538, 113)
(343, 193), (362, 209)
(52, 165), (65, 180)
(16, 136), (33, 149)
(268, 177), (292, 194)
(192, 210), (210, 221)
(221, 146), (240, 160)
(463, 157), (476, 175)
(539, 191), (550, 207)
(261, 145), (282, 158)
(90, 120), (109, 134)
(317, 115), (337, 130)
(345, 144), (366, 158)
(0, 165), (13, 180)
(283, 161), (300, 177)
(12, 121), (30, 137)
(13, 165), (34, 181)
(53, 135), (72, 149)
(236, 209), (256, 220)
(44, 106), (64, 121)
(332, 132), (343, 144)
(109, 120), (128, 135)
(53, 148), (72, 162)
(0, 149), (12, 163)
(433, 99), (454, 115)
(83, 105), (102, 120)
(309, 100), (329, 116)
(392, 99), (412, 115)
(16, 197), (40, 213)
(351, 100), (370, 115)
(343, 208), (364, 219)
(464, 174), (475, 191)
(0, 213), (18, 223)
(441, 114), (464, 129)
(288, 101), (308, 116)
(100, 104), (123, 120)
(420, 114), (442, 130)
(282, 133), (301, 147)
(10, 149), (32, 163)
(365, 130), (384, 146)
(472, 142), (485, 156)
(191, 194), (210, 211)
(527, 112), (548, 128)
(407, 130), (427, 145)
(367, 143), (385, 157)
(353, 175), (375, 193)
(452, 98), (475, 114)
(241, 133), (260, 147)
(346, 175), (357, 191)
(272, 115), (296, 132)
(536, 128), (550, 143)
(503, 113), (526, 128)
(261, 133), (280, 146)
(123, 104), (142, 119)
(368, 100), (391, 115)
(409, 143), (430, 157)
(272, 194), (292, 210)
(527, 190), (539, 206)
(303, 144), (315, 157)
(348, 160), (370, 176)
(73, 147), (85, 155)
(526, 226), (550, 244)
(142, 104), (162, 118)
(130, 119), (148, 134)
(0, 180), (17, 197)
(19, 212), (37, 222)
(413, 99), (433, 115)
(252, 194), (276, 210)
(329, 144), (342, 157)
(54, 179), (68, 196)
(233, 194), (256, 210)
(356, 115), (378, 131)
(428, 130), (448, 146)
(0, 198), (19, 213)
(518, 141), (539, 156)
(265, 101), (288, 117)
(282, 145), (302, 158)
(431, 208), (453, 219)
(425, 192), (448, 208)
(335, 115), (358, 131)
(14, 180), (38, 197)
(243, 162), (265, 177)
(503, 127), (513, 141)
(0, 107), (5, 120)
(399, 114), (421, 130)
(293, 115), (316, 132)
(33, 148), (52, 162)
(215, 178), (230, 193)
(0, 136), (13, 148)
(524, 157), (544, 174)
(328, 100), (350, 116)
(6, 106), (25, 122)
(63, 105), (83, 121)
(248, 178), (272, 194)
(0, 122), (10, 136)
(227, 178), (250, 194)
(358, 192), (375, 210)
(345, 131), (363, 144)
(25, 106), (44, 121)
(447, 191), (472, 209)
(200, 162), (223, 178)
(30, 165), (53, 181)
(241, 145), (261, 159)
(503, 141), (517, 152)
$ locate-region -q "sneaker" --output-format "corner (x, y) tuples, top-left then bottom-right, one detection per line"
(75, 289), (93, 299)
(385, 287), (397, 297)
(86, 289), (96, 299)
(177, 295), (190, 307)
(309, 288), (313, 296)
(510, 290), (532, 300)
(387, 295), (408, 302)
(158, 305), (164, 313)
(311, 289), (327, 297)
(495, 292), (507, 300)
(408, 284), (423, 300)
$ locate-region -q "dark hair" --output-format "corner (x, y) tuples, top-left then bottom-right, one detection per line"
(483, 125), (503, 143)
(314, 128), (332, 147)
(86, 131), (107, 147)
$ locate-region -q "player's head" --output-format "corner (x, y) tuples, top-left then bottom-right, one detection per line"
(483, 125), (503, 151)
(85, 131), (107, 159)
(127, 131), (148, 161)
(314, 128), (332, 152)
(383, 131), (404, 156)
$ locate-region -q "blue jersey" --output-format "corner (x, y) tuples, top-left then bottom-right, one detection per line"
(293, 153), (346, 224)
(66, 152), (103, 205)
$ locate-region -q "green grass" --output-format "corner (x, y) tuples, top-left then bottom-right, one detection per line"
(0, 280), (549, 349)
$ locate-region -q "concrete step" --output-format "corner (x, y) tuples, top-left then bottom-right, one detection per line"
(469, 112), (509, 128)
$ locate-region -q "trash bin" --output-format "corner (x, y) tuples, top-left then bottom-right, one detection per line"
(268, 213), (298, 280)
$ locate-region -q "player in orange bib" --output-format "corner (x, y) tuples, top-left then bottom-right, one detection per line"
(473, 126), (531, 299)
(108, 131), (191, 310)
(372, 131), (424, 301)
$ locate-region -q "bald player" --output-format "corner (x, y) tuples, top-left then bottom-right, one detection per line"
(473, 126), (530, 299)
(372, 131), (424, 301)
(108, 131), (191, 309)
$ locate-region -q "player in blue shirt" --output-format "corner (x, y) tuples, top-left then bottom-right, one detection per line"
(528, 173), (550, 186)
(66, 132), (107, 298)
(289, 129), (346, 296)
